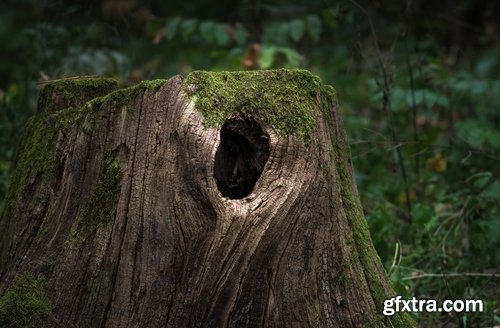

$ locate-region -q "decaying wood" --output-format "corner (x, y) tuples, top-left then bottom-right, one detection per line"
(0, 72), (413, 327)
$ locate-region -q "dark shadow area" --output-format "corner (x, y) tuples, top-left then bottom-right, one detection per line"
(214, 114), (270, 199)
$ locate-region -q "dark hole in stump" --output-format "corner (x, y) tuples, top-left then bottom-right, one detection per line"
(214, 115), (270, 199)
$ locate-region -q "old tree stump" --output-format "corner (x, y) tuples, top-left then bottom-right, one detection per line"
(0, 70), (413, 327)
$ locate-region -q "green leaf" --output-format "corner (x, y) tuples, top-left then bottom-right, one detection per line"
(277, 23), (290, 44)
(262, 24), (277, 43)
(277, 46), (301, 68)
(199, 20), (216, 43)
(391, 87), (407, 111)
(456, 119), (500, 150)
(165, 17), (181, 40)
(181, 18), (198, 41)
(289, 19), (305, 42)
(258, 46), (275, 69)
(305, 15), (322, 42)
(321, 9), (337, 29)
(214, 24), (230, 46)
(480, 181), (500, 200)
(255, 45), (301, 68)
(263, 22), (290, 44)
(466, 172), (492, 189)
(234, 26), (248, 45)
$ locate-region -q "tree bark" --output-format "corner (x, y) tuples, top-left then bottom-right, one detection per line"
(0, 71), (414, 327)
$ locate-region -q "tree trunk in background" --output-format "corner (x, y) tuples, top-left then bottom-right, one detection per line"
(0, 71), (413, 327)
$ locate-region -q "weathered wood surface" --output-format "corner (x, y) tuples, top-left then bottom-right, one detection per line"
(0, 71), (413, 327)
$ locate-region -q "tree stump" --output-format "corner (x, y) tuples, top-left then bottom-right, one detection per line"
(0, 70), (413, 327)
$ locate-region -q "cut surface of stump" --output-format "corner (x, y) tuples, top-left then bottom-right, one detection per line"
(0, 70), (414, 327)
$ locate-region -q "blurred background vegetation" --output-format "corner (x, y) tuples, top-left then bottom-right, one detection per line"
(0, 0), (499, 326)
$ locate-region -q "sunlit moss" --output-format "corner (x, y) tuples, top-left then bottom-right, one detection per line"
(86, 78), (166, 111)
(184, 69), (336, 142)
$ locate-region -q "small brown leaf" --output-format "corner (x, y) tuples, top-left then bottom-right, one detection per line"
(426, 153), (447, 172)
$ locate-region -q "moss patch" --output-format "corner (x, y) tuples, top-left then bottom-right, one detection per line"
(67, 151), (124, 246)
(1, 77), (121, 227)
(38, 76), (118, 114)
(1, 77), (155, 216)
(334, 143), (416, 327)
(0, 272), (53, 328)
(0, 108), (80, 255)
(184, 69), (335, 142)
(86, 78), (166, 112)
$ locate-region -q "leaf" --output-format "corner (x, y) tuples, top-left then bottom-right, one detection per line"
(405, 89), (441, 108)
(262, 24), (277, 43)
(474, 53), (497, 76)
(305, 15), (322, 42)
(262, 22), (289, 44)
(109, 51), (128, 67)
(258, 45), (275, 69)
(199, 21), (216, 43)
(398, 190), (416, 204)
(466, 172), (492, 189)
(480, 181), (500, 200)
(289, 19), (305, 42)
(391, 87), (407, 111)
(456, 119), (500, 150)
(214, 24), (230, 46)
(165, 17), (181, 40)
(321, 9), (337, 29)
(426, 153), (447, 172)
(278, 47), (301, 67)
(181, 18), (197, 41)
(276, 23), (290, 44)
(234, 25), (248, 45)
(450, 79), (489, 96)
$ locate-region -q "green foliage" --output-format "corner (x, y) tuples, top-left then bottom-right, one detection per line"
(456, 119), (500, 150)
(350, 45), (500, 327)
(0, 272), (53, 328)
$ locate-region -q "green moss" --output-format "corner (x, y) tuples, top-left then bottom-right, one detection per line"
(0, 77), (152, 217)
(2, 77), (120, 224)
(0, 272), (53, 328)
(320, 84), (337, 115)
(67, 151), (124, 246)
(86, 78), (166, 112)
(1, 77), (163, 259)
(38, 76), (118, 114)
(334, 143), (416, 327)
(0, 108), (79, 254)
(184, 69), (335, 142)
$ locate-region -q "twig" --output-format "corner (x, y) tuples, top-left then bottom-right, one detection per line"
(348, 0), (413, 223)
(403, 272), (500, 281)
(404, 0), (420, 182)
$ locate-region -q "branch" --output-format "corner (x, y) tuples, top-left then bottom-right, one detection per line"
(348, 0), (413, 223)
(403, 271), (500, 281)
